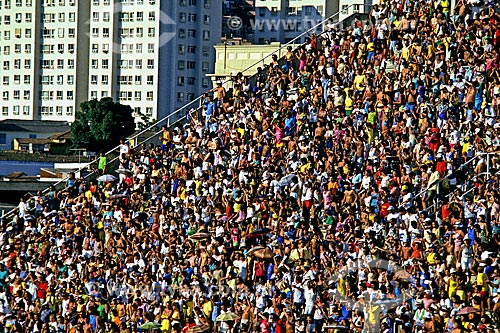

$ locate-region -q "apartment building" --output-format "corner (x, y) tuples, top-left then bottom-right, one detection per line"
(0, 0), (89, 121)
(253, 0), (338, 44)
(0, 0), (222, 123)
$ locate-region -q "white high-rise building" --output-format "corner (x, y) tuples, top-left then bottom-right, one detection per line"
(253, 0), (339, 44)
(0, 0), (222, 123)
(0, 0), (89, 121)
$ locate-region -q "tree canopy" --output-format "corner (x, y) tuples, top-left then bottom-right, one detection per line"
(71, 98), (135, 151)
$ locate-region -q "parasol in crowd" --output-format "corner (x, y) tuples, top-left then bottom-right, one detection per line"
(97, 174), (117, 182)
(216, 312), (240, 322)
(189, 232), (211, 241)
(457, 306), (480, 315)
(246, 246), (274, 259)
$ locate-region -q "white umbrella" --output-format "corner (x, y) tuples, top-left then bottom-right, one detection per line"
(97, 174), (117, 182)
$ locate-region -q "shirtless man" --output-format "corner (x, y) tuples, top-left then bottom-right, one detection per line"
(342, 184), (359, 209)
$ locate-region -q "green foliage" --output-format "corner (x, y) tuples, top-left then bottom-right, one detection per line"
(71, 98), (135, 151)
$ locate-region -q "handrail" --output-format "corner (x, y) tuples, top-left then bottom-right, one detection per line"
(0, 4), (364, 221)
(398, 152), (490, 210)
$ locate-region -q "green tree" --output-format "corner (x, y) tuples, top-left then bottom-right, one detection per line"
(71, 98), (135, 151)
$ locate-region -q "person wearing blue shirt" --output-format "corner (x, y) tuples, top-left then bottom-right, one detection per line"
(205, 96), (215, 129)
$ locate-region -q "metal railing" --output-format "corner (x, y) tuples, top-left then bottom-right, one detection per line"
(0, 4), (365, 221)
(399, 152), (498, 214)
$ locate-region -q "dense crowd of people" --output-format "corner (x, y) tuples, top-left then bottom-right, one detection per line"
(1, 0), (500, 332)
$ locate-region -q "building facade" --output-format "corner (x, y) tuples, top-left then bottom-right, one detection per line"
(253, 0), (338, 44)
(0, 0), (222, 123)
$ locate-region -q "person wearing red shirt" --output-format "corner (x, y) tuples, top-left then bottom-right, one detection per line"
(36, 276), (49, 300)
(274, 313), (286, 333)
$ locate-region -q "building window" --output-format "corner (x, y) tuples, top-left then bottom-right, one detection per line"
(13, 75), (20, 84)
(178, 61), (185, 70)
(57, 75), (63, 85)
(146, 107), (153, 116)
(67, 75), (74, 85)
(177, 92), (184, 102)
(68, 28), (75, 37)
(2, 92), (8, 100)
(13, 90), (20, 100)
(23, 90), (30, 100)
(135, 91), (141, 101)
(93, 12), (99, 22)
(57, 59), (64, 69)
(148, 11), (155, 21)
(92, 59), (98, 69)
(179, 13), (186, 22)
(103, 12), (109, 21)
(148, 27), (155, 37)
(91, 75), (98, 84)
(67, 91), (74, 100)
(203, 46), (209, 57)
(187, 29), (196, 38)
(180, 0), (186, 6)
(146, 75), (153, 85)
(202, 62), (209, 72)
(24, 75), (30, 84)
(56, 106), (63, 116)
(148, 43), (154, 53)
(187, 46), (196, 53)
(57, 91), (63, 100)
(187, 77), (195, 85)
(0, 133), (6, 145)
(204, 0), (210, 8)
(188, 14), (196, 22)
(66, 106), (73, 116)
(68, 59), (74, 69)
(92, 44), (98, 53)
(178, 29), (185, 39)
(187, 61), (195, 69)
(135, 59), (142, 69)
(189, 0), (197, 5)
(147, 59), (154, 69)
(203, 30), (210, 41)
(1, 108), (7, 116)
(136, 44), (142, 53)
(90, 91), (98, 99)
(13, 106), (20, 115)
(3, 61), (9, 70)
(137, 12), (143, 21)
(26, 13), (32, 22)
(23, 106), (29, 115)
(102, 75), (108, 84)
(204, 15), (210, 24)
(135, 75), (141, 84)
(177, 77), (184, 86)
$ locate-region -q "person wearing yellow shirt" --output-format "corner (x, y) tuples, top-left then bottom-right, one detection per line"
(427, 246), (437, 265)
(345, 89), (354, 116)
(448, 270), (458, 299)
(353, 69), (367, 92)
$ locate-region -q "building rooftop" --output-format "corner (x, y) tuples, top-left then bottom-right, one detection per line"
(0, 120), (70, 133)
